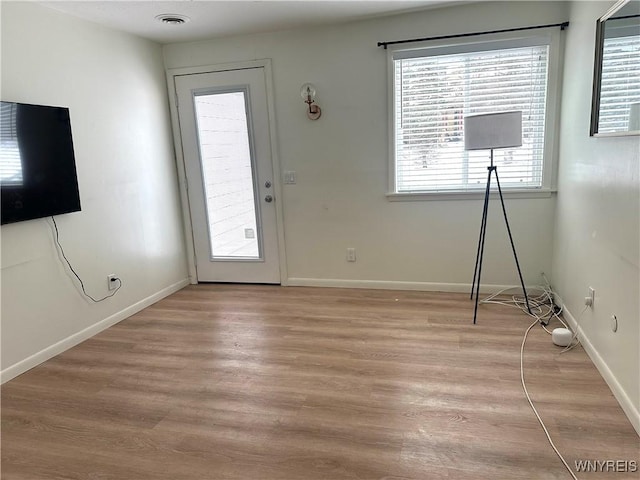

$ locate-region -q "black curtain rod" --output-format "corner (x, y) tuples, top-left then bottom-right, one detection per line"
(377, 21), (570, 49)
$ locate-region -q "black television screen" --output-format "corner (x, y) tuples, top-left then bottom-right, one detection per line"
(0, 101), (81, 225)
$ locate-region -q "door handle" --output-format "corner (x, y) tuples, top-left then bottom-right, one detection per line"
(264, 195), (273, 203)
(264, 180), (272, 188)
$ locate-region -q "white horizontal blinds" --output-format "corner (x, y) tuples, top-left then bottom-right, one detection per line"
(599, 34), (640, 133)
(394, 43), (549, 192)
(0, 103), (23, 185)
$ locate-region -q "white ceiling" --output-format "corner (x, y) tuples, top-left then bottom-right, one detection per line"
(39, 1), (461, 44)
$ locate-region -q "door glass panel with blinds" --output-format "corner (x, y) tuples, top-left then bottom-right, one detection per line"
(193, 90), (261, 259)
(392, 37), (550, 193)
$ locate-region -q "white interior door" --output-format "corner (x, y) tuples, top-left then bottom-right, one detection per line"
(175, 67), (280, 283)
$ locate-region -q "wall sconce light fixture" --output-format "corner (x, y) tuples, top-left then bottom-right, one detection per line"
(301, 83), (321, 120)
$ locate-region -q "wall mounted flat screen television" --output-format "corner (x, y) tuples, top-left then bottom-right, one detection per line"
(0, 101), (81, 225)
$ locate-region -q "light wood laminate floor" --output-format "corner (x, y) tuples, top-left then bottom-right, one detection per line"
(2, 285), (638, 479)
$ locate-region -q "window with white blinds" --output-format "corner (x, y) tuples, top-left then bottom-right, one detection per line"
(0, 102), (23, 186)
(391, 37), (551, 194)
(599, 33), (640, 133)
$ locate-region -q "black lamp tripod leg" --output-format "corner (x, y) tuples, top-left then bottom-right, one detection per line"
(472, 167), (493, 324)
(493, 169), (532, 315)
(470, 174), (491, 301)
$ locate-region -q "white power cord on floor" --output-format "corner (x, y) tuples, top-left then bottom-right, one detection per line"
(520, 318), (579, 480)
(483, 279), (580, 479)
(481, 285), (570, 330)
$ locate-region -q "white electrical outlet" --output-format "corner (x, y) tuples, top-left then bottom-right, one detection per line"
(346, 248), (356, 262)
(107, 274), (118, 291)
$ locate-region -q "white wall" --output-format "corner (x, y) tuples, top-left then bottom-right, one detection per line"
(0, 2), (188, 378)
(552, 1), (640, 432)
(164, 1), (568, 290)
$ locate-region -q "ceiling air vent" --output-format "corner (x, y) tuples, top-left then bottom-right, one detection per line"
(155, 14), (190, 25)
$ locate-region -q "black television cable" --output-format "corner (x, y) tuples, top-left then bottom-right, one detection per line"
(50, 216), (122, 302)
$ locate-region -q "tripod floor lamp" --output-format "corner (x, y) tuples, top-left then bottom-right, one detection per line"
(464, 111), (532, 324)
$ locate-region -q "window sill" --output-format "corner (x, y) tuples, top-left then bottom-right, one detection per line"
(386, 189), (555, 202)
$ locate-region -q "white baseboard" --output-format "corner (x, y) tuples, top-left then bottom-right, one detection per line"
(0, 278), (190, 384)
(287, 277), (518, 294)
(562, 304), (640, 437)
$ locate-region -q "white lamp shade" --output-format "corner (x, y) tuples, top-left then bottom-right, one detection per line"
(464, 111), (522, 150)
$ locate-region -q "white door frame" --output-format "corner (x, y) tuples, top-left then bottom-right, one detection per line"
(166, 59), (288, 285)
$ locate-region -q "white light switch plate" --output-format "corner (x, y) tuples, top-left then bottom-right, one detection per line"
(283, 171), (296, 184)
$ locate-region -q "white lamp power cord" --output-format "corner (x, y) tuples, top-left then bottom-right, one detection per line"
(479, 279), (581, 479)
